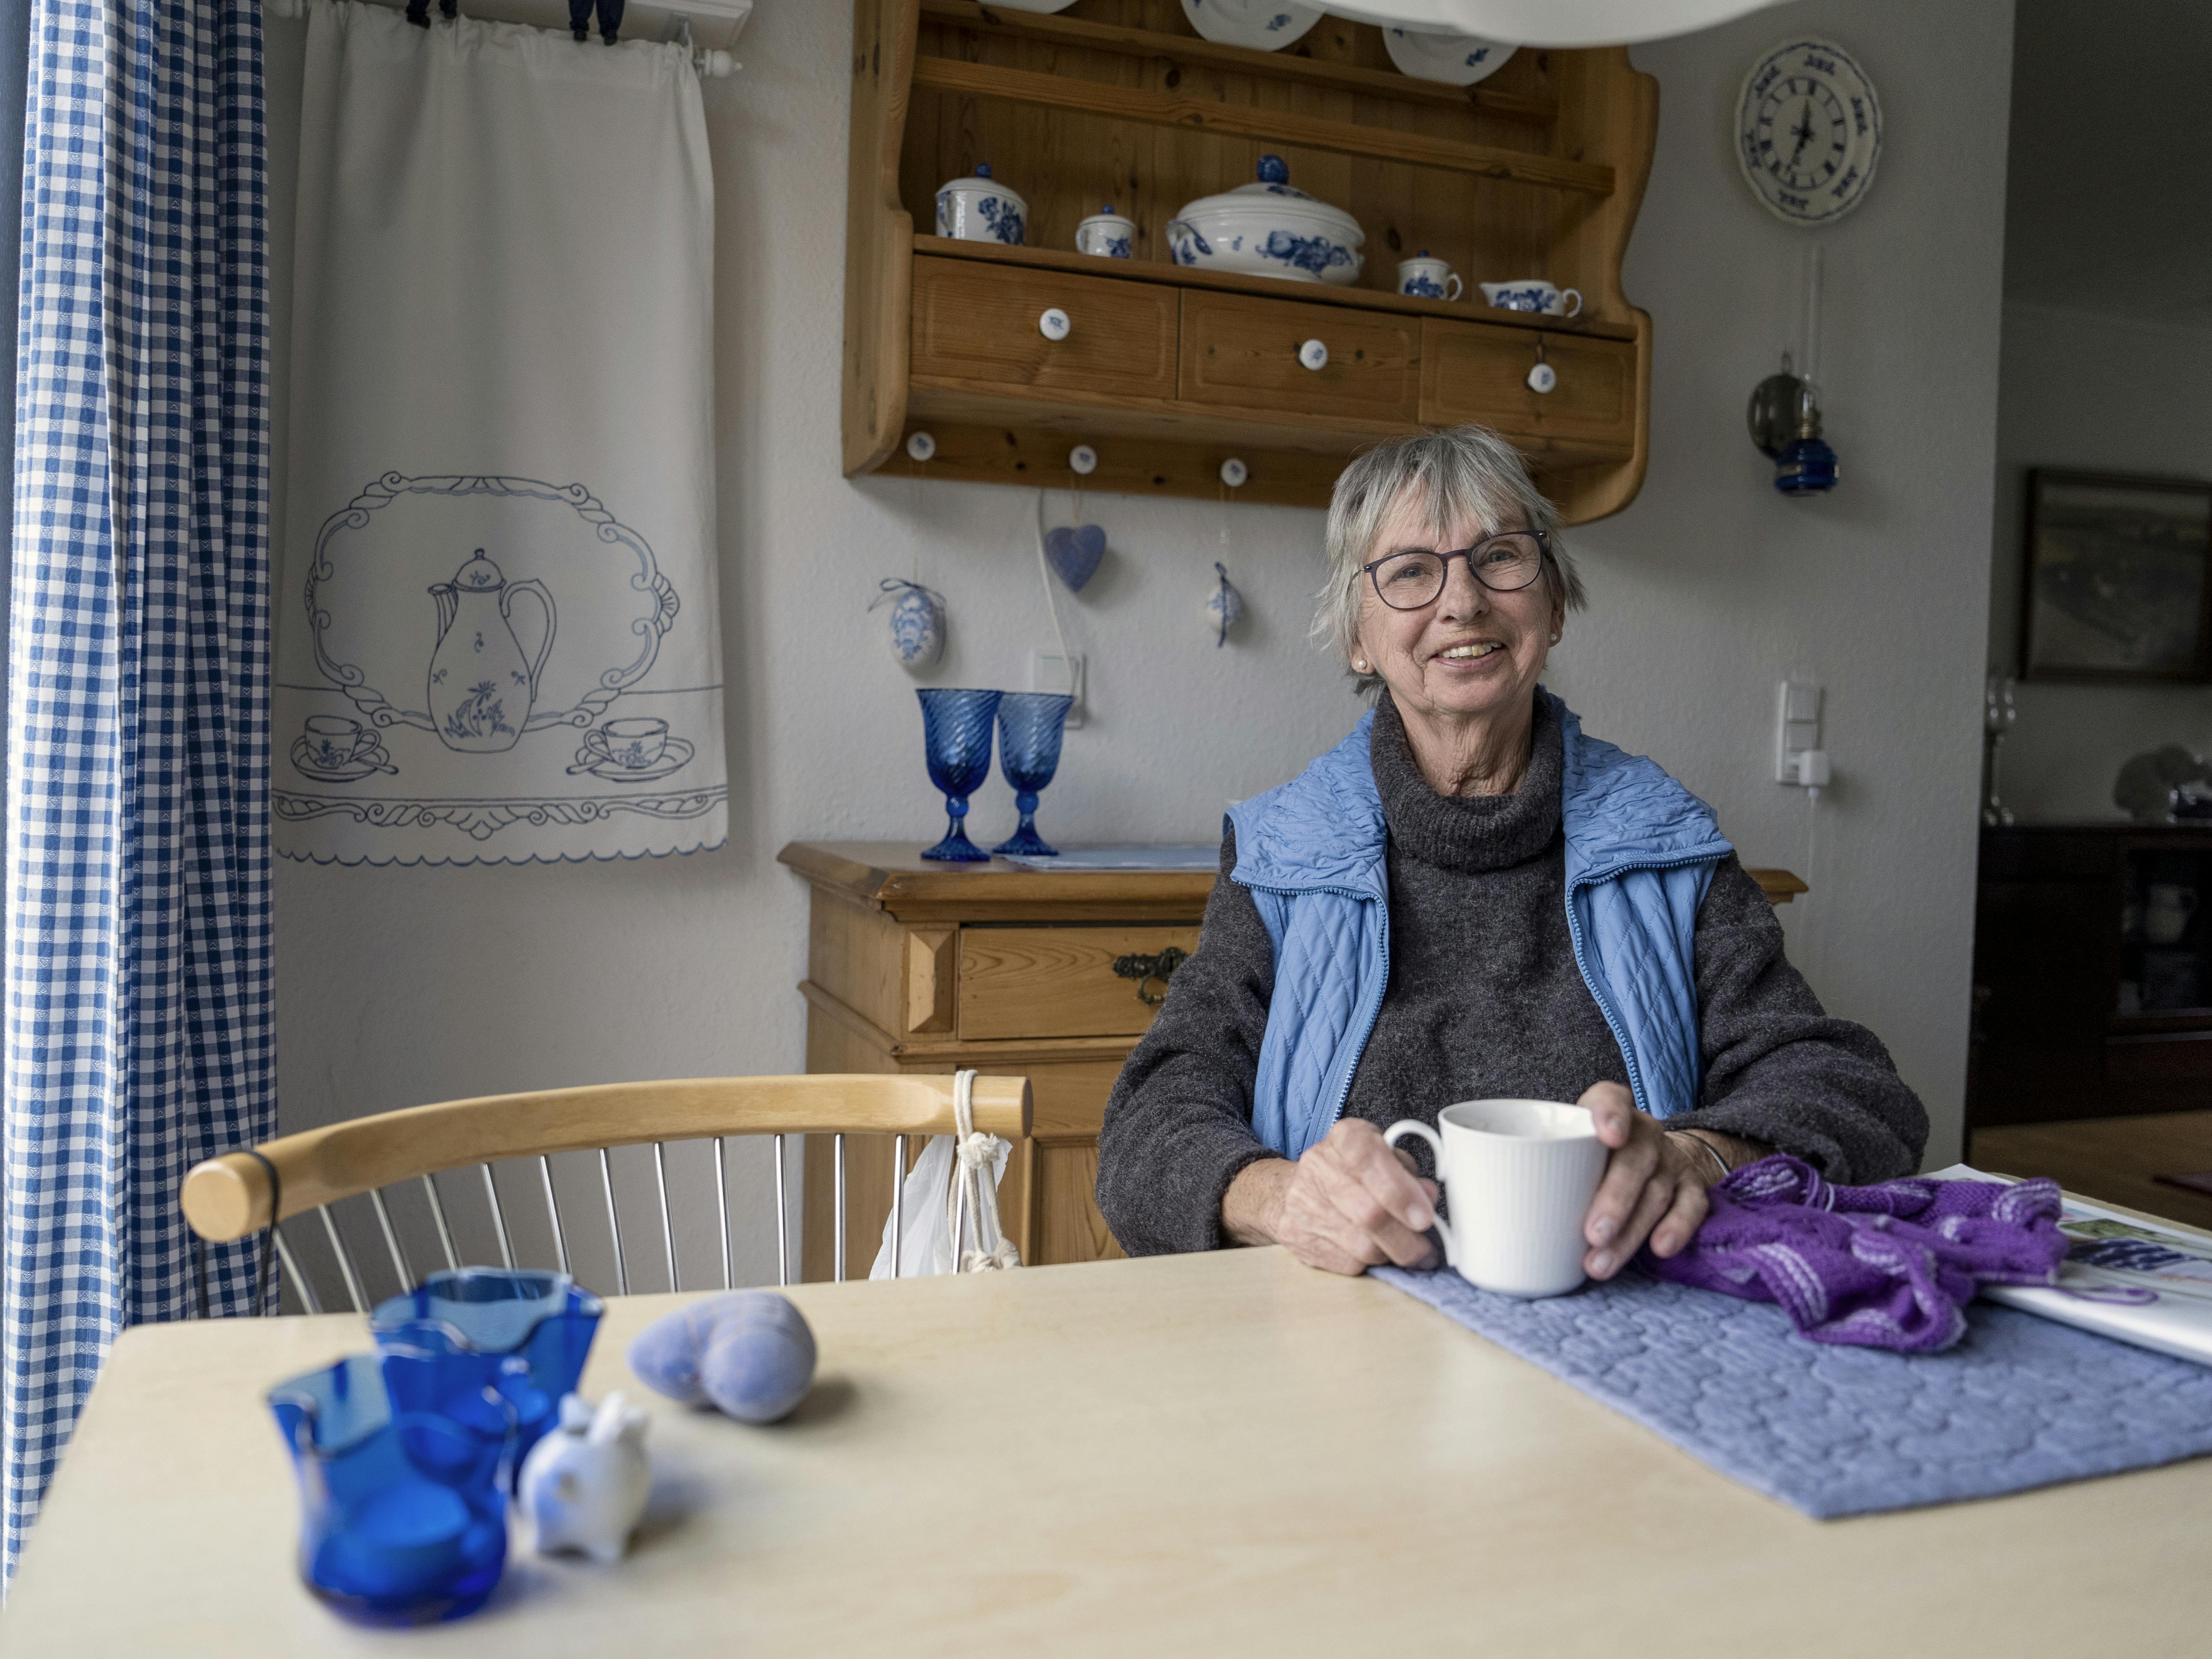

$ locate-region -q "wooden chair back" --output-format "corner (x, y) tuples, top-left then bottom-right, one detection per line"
(180, 1073), (1032, 1310)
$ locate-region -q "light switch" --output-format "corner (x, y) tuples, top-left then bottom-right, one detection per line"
(1774, 680), (1824, 785)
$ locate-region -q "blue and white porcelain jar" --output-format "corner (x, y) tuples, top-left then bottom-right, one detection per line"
(1164, 156), (1364, 287)
(1075, 204), (1136, 259)
(936, 164), (1027, 246)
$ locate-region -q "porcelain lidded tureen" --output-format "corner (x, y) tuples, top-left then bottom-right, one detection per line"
(1165, 156), (1364, 286)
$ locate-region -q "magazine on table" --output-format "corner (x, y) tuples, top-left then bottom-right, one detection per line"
(1935, 1164), (2212, 1367)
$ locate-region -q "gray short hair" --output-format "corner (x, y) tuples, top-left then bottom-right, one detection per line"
(1312, 426), (1585, 689)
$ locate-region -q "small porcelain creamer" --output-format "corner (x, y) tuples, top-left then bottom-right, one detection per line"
(1075, 204), (1135, 259)
(518, 1391), (652, 1566)
(936, 164), (1027, 246)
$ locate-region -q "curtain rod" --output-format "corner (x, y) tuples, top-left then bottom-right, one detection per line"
(260, 0), (743, 78)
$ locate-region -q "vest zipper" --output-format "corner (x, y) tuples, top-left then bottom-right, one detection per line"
(1561, 850), (1722, 1121)
(1331, 895), (1390, 1128)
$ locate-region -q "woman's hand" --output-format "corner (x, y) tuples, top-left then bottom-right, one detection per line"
(1576, 1082), (1742, 1281)
(1221, 1119), (1441, 1275)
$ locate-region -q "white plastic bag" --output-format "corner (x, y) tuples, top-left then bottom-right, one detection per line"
(868, 1071), (1021, 1278)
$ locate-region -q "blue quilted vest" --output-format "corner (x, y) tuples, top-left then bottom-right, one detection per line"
(1226, 691), (1733, 1159)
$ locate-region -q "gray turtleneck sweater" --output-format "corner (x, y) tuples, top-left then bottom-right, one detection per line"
(1095, 691), (1928, 1258)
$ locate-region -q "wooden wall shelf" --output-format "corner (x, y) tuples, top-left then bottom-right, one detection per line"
(908, 58), (1614, 192)
(846, 0), (1657, 523)
(914, 0), (1559, 119)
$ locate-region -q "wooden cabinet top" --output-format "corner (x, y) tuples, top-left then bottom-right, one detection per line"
(781, 840), (1805, 921)
(778, 841), (1217, 924)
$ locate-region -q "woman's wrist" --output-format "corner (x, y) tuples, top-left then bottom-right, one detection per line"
(1667, 1127), (1768, 1182)
(1221, 1157), (1292, 1247)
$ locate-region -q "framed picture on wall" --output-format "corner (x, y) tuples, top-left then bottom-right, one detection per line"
(2021, 468), (2212, 683)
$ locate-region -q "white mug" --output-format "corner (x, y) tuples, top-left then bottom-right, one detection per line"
(1384, 1100), (1608, 1299)
(1480, 279), (1582, 318)
(1397, 254), (1462, 301)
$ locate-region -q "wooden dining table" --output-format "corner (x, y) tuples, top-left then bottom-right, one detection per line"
(6, 1245), (2207, 1656)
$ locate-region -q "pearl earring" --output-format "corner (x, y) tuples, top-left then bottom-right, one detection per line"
(1354, 658), (1370, 673)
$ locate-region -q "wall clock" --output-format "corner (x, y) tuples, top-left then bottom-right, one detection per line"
(1736, 39), (1882, 225)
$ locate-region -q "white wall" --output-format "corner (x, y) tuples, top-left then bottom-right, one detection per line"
(1984, 302), (2212, 822)
(266, 0), (2013, 1278)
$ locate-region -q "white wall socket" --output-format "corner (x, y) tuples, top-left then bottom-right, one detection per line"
(1774, 680), (1823, 784)
(1030, 651), (1085, 728)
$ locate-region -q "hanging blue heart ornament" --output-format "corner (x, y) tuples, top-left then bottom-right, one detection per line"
(1044, 524), (1106, 593)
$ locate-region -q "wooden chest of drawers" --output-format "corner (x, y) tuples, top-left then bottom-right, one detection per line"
(778, 841), (1211, 1279)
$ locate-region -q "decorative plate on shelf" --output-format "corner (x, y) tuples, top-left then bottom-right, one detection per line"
(1735, 38), (1882, 225)
(1382, 28), (1516, 87)
(1180, 0), (1324, 52)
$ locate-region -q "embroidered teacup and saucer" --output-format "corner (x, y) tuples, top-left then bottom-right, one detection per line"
(290, 715), (396, 782)
(569, 717), (694, 781)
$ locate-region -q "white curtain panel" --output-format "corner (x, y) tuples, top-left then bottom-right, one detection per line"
(1321, 0), (1786, 47)
(276, 0), (726, 865)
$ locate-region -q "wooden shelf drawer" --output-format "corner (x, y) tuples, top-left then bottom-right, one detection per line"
(910, 255), (1178, 402)
(959, 924), (1202, 1041)
(1179, 290), (1421, 425)
(1421, 319), (1635, 449)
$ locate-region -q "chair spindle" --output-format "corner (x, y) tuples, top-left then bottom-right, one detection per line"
(421, 1173), (460, 1272)
(367, 1187), (411, 1289)
(891, 1134), (907, 1278)
(713, 1137), (732, 1291)
(653, 1141), (678, 1293)
(833, 1132), (847, 1283)
(481, 1164), (516, 1271)
(273, 1228), (321, 1315)
(318, 1204), (368, 1313)
(599, 1147), (629, 1296)
(773, 1133), (788, 1287)
(540, 1155), (569, 1276)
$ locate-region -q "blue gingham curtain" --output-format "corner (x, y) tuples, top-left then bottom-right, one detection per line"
(3, 0), (271, 1579)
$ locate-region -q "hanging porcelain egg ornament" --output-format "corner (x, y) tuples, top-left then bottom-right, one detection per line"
(1044, 524), (1107, 593)
(870, 578), (946, 670)
(1205, 562), (1244, 646)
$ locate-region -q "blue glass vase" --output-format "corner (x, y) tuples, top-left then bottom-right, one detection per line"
(268, 1354), (512, 1625)
(993, 691), (1074, 857)
(917, 688), (1003, 862)
(368, 1268), (603, 1482)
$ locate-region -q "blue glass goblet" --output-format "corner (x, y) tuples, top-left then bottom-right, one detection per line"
(918, 688), (1004, 862)
(993, 691), (1074, 857)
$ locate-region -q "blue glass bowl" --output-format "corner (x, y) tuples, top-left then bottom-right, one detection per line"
(268, 1355), (511, 1624)
(917, 688), (1003, 862)
(368, 1269), (603, 1480)
(993, 691), (1074, 857)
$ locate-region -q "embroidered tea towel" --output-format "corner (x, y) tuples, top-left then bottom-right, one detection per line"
(276, 0), (725, 864)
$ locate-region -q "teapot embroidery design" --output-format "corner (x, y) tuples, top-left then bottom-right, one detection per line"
(427, 550), (557, 753)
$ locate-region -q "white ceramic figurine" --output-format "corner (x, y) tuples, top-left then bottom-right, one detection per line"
(518, 1390), (653, 1565)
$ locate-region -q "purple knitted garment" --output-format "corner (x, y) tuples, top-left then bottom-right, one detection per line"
(1645, 1156), (2069, 1352)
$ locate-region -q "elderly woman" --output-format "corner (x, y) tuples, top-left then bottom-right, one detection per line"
(1096, 426), (1926, 1279)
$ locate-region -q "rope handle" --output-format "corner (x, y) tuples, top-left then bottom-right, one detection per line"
(947, 1069), (1021, 1273)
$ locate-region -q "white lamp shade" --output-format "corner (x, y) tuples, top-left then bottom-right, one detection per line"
(1321, 0), (1786, 48)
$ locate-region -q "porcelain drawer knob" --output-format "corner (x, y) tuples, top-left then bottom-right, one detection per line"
(1527, 361), (1557, 394)
(1298, 338), (1329, 371)
(1039, 307), (1071, 342)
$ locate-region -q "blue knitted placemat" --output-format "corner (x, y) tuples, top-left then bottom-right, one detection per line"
(1372, 1264), (2212, 1518)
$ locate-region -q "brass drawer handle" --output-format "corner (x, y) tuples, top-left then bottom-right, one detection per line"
(1112, 946), (1189, 1006)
